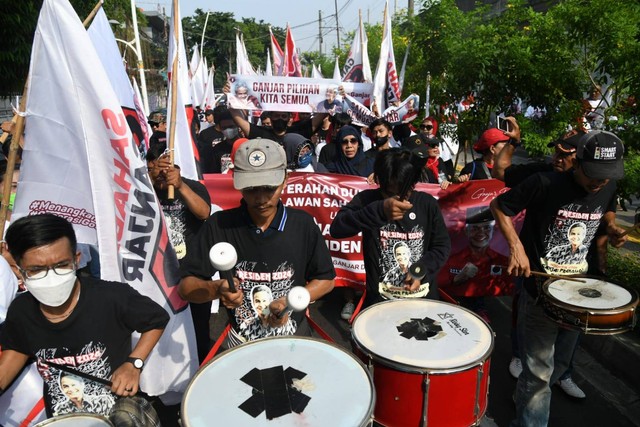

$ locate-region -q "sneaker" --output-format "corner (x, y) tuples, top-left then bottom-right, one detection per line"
(557, 377), (586, 399)
(341, 302), (355, 320)
(509, 357), (523, 379)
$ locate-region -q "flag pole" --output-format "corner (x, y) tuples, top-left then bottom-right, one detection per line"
(200, 11), (210, 60)
(166, 0), (180, 200)
(0, 3), (104, 238)
(81, 0), (104, 27)
(131, 0), (150, 115)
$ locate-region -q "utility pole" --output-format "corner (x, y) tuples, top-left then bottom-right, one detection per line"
(334, 0), (340, 50)
(318, 10), (323, 55)
(408, 0), (414, 17)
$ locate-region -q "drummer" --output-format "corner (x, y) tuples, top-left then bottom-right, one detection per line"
(330, 148), (451, 307)
(178, 139), (335, 348)
(490, 131), (627, 426)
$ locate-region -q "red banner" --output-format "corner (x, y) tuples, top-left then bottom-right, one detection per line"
(203, 173), (522, 296)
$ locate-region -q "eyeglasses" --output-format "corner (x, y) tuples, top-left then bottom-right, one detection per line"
(271, 113), (290, 120)
(420, 125), (434, 130)
(19, 260), (76, 280)
(341, 138), (358, 145)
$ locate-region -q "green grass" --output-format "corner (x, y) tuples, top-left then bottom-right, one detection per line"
(607, 247), (640, 294)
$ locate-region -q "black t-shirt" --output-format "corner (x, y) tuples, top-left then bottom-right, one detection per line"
(209, 139), (235, 174)
(1, 277), (169, 417)
(248, 120), (314, 144)
(180, 201), (335, 344)
(496, 171), (617, 297)
(504, 161), (552, 188)
(330, 189), (451, 305)
(197, 127), (224, 172)
(149, 130), (167, 152)
(156, 177), (210, 260)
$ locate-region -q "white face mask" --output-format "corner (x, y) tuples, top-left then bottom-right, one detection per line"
(25, 270), (77, 307)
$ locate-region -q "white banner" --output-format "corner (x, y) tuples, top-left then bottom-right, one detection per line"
(21, 0), (197, 403)
(373, 1), (401, 110)
(342, 14), (373, 83)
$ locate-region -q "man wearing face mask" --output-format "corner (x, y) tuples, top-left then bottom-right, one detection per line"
(365, 118), (396, 159)
(0, 214), (169, 420)
(198, 106), (236, 173)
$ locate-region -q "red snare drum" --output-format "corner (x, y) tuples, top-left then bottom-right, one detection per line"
(352, 299), (494, 427)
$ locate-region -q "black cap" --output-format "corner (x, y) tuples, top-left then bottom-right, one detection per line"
(577, 130), (624, 180)
(547, 129), (585, 153)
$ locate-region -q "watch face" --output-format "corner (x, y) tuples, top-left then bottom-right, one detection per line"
(134, 359), (144, 369)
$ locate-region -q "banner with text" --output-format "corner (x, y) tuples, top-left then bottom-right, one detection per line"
(204, 173), (522, 297)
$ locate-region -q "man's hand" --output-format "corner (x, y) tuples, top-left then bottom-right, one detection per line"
(266, 297), (289, 328)
(507, 241), (530, 277)
(111, 362), (141, 397)
(503, 116), (521, 142)
(454, 262), (479, 283)
(219, 279), (243, 309)
(403, 276), (422, 292)
(606, 223), (628, 248)
(383, 197), (413, 221)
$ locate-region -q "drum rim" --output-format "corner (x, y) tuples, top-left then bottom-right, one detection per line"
(34, 414), (114, 427)
(351, 299), (495, 374)
(181, 335), (375, 427)
(542, 275), (640, 313)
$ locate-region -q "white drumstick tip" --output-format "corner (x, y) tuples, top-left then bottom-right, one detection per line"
(209, 242), (238, 271)
(287, 287), (311, 312)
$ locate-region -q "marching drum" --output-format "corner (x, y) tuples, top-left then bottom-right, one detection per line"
(352, 299), (494, 427)
(182, 336), (375, 426)
(34, 414), (113, 427)
(541, 276), (639, 334)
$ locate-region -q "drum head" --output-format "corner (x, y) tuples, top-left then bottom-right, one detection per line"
(34, 414), (113, 426)
(352, 300), (493, 372)
(182, 337), (374, 426)
(546, 278), (635, 310)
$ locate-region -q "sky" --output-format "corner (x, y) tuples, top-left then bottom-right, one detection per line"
(136, 0), (405, 54)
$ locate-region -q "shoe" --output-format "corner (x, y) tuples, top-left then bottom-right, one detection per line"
(557, 377), (586, 399)
(341, 302), (355, 320)
(509, 357), (523, 379)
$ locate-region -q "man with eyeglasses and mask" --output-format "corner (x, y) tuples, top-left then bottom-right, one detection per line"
(0, 214), (169, 421)
(198, 106), (238, 172)
(179, 139), (335, 347)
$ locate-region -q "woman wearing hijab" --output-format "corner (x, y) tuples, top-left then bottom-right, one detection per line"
(325, 126), (375, 177)
(282, 133), (328, 172)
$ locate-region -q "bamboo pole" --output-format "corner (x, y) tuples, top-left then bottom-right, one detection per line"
(81, 0), (104, 27)
(166, 0), (180, 200)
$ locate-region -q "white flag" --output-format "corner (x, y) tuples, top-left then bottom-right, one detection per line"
(167, 0), (200, 180)
(17, 0), (197, 403)
(342, 13), (373, 83)
(311, 63), (323, 79)
(373, 1), (401, 110)
(202, 66), (217, 111)
(265, 49), (273, 76)
(88, 9), (150, 153)
(332, 57), (342, 81)
(189, 44), (207, 108)
(236, 32), (256, 76)
(132, 76), (152, 151)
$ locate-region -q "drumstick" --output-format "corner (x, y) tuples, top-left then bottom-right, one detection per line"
(276, 287), (311, 319)
(620, 223), (639, 237)
(209, 242), (238, 292)
(529, 270), (586, 283)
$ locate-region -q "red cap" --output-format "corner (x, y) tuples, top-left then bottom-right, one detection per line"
(473, 128), (509, 152)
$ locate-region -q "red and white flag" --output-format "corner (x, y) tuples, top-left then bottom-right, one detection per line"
(284, 24), (302, 77)
(373, 0), (401, 110)
(132, 76), (152, 152)
(87, 8), (149, 153)
(167, 0), (200, 180)
(269, 26), (284, 76)
(15, 0), (198, 404)
(342, 13), (373, 83)
(189, 44), (207, 108)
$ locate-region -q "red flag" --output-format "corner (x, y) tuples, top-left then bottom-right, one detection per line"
(284, 24), (302, 77)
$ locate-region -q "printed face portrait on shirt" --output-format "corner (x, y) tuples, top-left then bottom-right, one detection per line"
(393, 242), (411, 271)
(60, 373), (85, 407)
(567, 222), (586, 248)
(251, 285), (273, 324)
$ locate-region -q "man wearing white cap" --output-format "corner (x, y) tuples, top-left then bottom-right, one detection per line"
(178, 138), (335, 347)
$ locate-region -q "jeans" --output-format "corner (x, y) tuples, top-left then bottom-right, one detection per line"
(510, 290), (580, 427)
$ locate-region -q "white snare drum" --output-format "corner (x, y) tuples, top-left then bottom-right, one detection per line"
(352, 299), (494, 427)
(34, 414), (113, 426)
(541, 276), (639, 334)
(182, 336), (375, 426)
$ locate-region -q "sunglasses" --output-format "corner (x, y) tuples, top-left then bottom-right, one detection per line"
(420, 125), (434, 130)
(341, 137), (358, 145)
(271, 113), (290, 120)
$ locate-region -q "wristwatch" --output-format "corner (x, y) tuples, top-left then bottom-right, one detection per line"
(127, 357), (145, 370)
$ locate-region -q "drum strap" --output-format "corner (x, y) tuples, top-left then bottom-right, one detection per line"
(201, 324), (231, 366)
(19, 398), (45, 427)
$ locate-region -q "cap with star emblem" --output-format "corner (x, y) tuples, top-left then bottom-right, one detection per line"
(233, 138), (287, 190)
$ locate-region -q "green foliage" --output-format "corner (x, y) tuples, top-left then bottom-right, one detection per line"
(607, 247), (640, 294)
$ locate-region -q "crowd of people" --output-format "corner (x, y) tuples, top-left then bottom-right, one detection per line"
(0, 83), (628, 427)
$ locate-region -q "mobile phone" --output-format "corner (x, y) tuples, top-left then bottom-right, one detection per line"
(497, 116), (511, 133)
